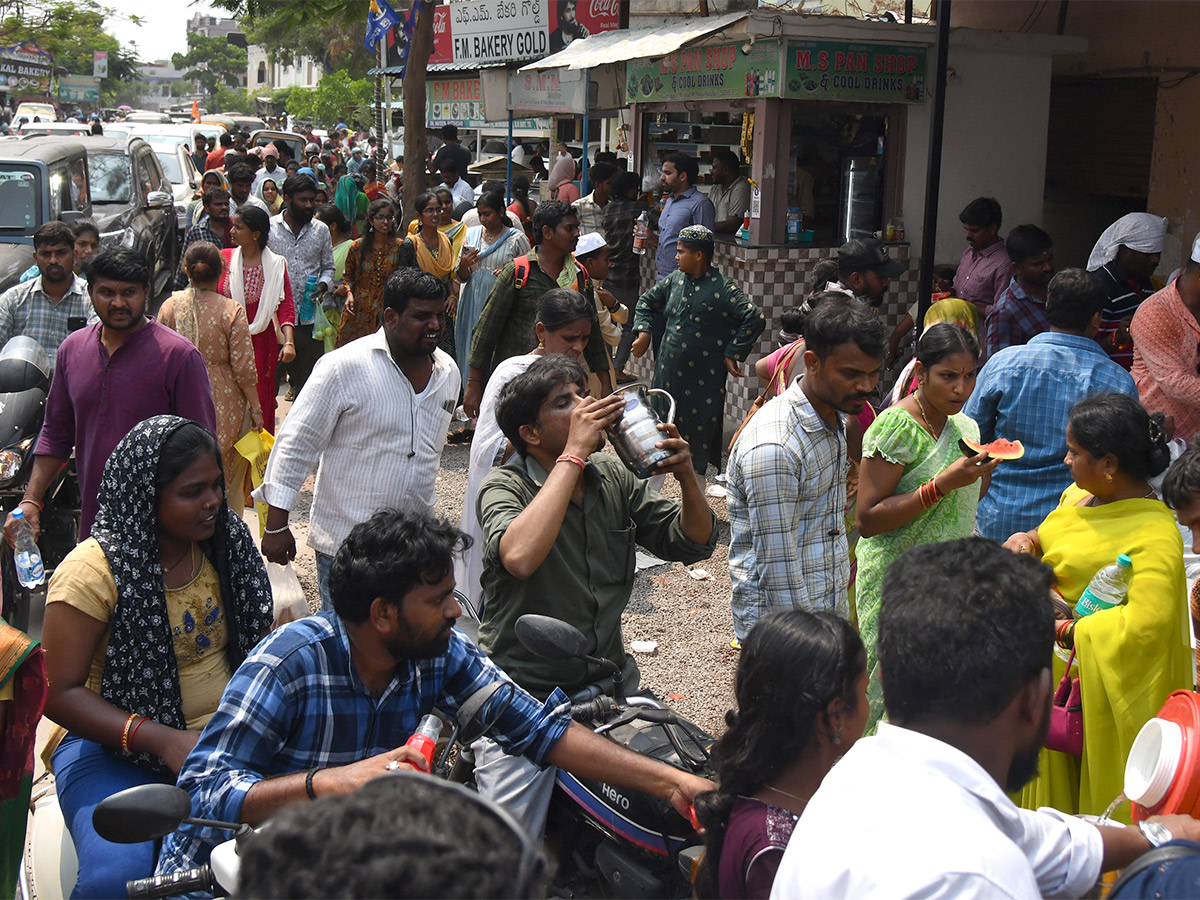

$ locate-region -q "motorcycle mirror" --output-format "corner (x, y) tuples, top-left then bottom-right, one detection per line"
(456, 681), (515, 745)
(515, 614), (588, 661)
(93, 784), (192, 843)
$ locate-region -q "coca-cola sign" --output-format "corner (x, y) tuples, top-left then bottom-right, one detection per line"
(425, 0), (621, 67)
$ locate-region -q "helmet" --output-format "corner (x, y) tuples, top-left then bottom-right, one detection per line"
(305, 142), (320, 155)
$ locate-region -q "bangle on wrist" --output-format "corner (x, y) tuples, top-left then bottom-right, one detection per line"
(18, 497), (42, 511)
(556, 453), (587, 471)
(128, 715), (149, 751)
(264, 524), (290, 535)
(305, 767), (325, 801)
(120, 713), (139, 754)
(283, 341), (295, 347)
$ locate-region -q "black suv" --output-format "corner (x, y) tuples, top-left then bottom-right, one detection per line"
(0, 137), (92, 293)
(84, 135), (179, 297)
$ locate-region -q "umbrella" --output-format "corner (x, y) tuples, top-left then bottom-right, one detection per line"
(118, 105), (132, 111)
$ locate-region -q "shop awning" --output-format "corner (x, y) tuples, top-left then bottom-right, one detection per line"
(519, 12), (748, 71)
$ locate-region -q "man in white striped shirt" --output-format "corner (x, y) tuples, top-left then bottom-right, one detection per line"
(256, 267), (460, 608)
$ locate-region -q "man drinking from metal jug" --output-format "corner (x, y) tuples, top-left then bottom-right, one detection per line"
(474, 354), (716, 833)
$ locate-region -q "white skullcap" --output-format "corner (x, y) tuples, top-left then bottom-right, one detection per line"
(574, 232), (607, 257)
(1086, 212), (1168, 271)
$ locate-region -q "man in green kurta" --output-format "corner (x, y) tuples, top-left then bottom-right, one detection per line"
(631, 225), (765, 477)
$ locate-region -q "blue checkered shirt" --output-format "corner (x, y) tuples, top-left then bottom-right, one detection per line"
(156, 611), (570, 879)
(964, 331), (1137, 541)
(726, 379), (850, 641)
(0, 274), (94, 365)
(983, 276), (1052, 362)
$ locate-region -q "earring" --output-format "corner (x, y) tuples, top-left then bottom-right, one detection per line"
(537, 340), (544, 349)
(1105, 472), (1113, 482)
(831, 734), (841, 746)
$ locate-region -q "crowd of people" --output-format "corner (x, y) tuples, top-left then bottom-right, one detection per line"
(6, 128), (1200, 900)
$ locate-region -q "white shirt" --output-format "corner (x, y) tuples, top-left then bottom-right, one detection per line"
(439, 178), (474, 209)
(771, 723), (1103, 900)
(254, 330), (460, 556)
(252, 165), (283, 194)
(511, 145), (527, 166)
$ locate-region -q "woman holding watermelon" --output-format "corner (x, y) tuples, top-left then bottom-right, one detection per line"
(855, 323), (1001, 730)
(1004, 392), (1189, 823)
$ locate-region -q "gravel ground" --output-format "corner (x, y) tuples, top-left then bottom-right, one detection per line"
(276, 406), (739, 739)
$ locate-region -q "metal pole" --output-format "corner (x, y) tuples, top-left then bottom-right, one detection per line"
(507, 108), (514, 206)
(580, 67), (590, 197)
(904, 0), (913, 24)
(916, 0), (951, 330)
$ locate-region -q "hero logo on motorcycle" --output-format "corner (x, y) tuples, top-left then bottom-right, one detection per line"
(601, 782), (631, 810)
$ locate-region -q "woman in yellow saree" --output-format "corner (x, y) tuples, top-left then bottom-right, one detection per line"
(1004, 392), (1190, 822)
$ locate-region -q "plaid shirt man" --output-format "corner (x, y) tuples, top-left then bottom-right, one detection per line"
(982, 276), (1051, 362)
(156, 611), (571, 879)
(726, 378), (850, 641)
(174, 220), (226, 289)
(965, 331), (1137, 541)
(0, 274), (94, 366)
(572, 192), (605, 234)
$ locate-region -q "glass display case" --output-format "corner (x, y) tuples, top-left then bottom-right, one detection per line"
(641, 111), (745, 196)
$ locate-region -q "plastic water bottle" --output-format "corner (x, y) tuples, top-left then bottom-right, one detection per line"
(1076, 554), (1133, 617)
(632, 211), (649, 255)
(10, 508), (44, 589)
(404, 713), (442, 771)
(299, 274), (318, 322)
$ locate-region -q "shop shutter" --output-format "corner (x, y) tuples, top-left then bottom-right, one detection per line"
(1045, 77), (1155, 198)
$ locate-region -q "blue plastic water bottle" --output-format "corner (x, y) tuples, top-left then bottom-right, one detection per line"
(299, 274), (318, 321)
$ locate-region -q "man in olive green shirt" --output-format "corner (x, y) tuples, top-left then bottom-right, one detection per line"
(473, 355), (716, 831)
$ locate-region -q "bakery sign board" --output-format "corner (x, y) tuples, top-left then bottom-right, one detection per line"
(783, 40), (926, 103)
(429, 0), (621, 67)
(427, 76), (548, 127)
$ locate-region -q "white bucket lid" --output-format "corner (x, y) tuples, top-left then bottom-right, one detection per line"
(1125, 717), (1184, 808)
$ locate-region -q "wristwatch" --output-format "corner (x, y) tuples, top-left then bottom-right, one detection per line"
(1138, 820), (1173, 848)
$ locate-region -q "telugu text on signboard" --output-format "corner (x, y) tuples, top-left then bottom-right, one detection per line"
(626, 40), (779, 103)
(784, 40), (926, 103)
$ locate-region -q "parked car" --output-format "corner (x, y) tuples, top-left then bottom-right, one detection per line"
(13, 102), (58, 124)
(12, 122), (91, 138)
(122, 111), (172, 125)
(0, 137), (91, 293)
(84, 136), (178, 297)
(146, 141), (200, 234)
(249, 129), (305, 164)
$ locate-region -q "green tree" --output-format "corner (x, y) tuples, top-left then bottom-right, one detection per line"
(240, 6), (374, 79)
(0, 0), (142, 103)
(285, 70), (372, 129)
(171, 32), (247, 105)
(214, 85), (257, 115)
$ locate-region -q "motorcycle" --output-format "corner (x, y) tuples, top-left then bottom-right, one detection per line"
(0, 335), (81, 633)
(514, 614), (715, 899)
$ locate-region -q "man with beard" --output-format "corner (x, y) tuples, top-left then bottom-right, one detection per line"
(4, 248), (215, 542)
(226, 162), (268, 216)
(0, 222), (95, 361)
(269, 174), (334, 398)
(982, 224), (1055, 361)
(157, 508), (713, 883)
(257, 268), (460, 611)
(473, 354), (716, 831)
(954, 196), (1009, 315)
(771, 538), (1199, 899)
(726, 299), (884, 644)
(829, 237), (906, 308)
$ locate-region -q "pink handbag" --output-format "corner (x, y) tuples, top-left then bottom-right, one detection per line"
(1046, 647), (1083, 756)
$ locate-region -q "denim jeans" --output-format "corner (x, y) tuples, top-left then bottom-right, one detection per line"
(315, 550), (334, 611)
(52, 734), (172, 899)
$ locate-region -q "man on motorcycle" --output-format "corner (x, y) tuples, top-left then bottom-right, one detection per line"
(473, 354), (717, 831)
(155, 508), (712, 886)
(0, 222), (95, 364)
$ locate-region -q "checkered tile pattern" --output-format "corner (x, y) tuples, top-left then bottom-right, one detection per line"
(627, 244), (917, 420)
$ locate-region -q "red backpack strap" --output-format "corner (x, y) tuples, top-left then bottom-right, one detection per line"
(513, 255), (531, 289)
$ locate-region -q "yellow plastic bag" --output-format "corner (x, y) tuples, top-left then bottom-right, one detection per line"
(234, 428), (275, 538)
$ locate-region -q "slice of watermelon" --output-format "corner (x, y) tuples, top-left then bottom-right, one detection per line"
(959, 437), (1025, 460)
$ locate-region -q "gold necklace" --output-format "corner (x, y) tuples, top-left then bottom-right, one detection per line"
(913, 390), (941, 440)
(163, 542), (196, 576)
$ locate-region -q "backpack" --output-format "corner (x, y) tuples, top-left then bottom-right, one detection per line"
(512, 254), (590, 292)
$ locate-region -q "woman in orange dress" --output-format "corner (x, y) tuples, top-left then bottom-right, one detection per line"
(336, 198), (403, 347)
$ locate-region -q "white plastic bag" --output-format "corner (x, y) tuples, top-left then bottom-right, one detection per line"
(267, 561), (308, 629)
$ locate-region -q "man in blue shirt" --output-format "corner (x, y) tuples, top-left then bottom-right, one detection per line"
(157, 508), (710, 882)
(965, 268), (1138, 542)
(647, 152), (715, 352)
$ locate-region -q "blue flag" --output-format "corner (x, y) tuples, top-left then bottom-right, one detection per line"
(365, 0), (401, 51)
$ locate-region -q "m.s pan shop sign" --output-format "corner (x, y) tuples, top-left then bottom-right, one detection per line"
(784, 40), (927, 104)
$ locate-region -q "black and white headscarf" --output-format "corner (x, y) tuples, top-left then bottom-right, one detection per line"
(94, 415), (273, 773)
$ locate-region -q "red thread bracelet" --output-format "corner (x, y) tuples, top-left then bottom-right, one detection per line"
(556, 454), (586, 471)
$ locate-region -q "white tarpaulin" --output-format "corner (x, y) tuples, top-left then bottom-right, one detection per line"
(519, 12), (748, 71)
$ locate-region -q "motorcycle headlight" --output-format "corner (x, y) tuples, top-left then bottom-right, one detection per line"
(120, 227), (136, 248)
(0, 449), (22, 483)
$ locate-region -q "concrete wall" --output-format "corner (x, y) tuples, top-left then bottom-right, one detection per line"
(954, 0), (1200, 275)
(900, 32), (1059, 266)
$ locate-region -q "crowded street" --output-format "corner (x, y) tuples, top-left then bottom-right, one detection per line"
(7, 1), (1200, 899)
